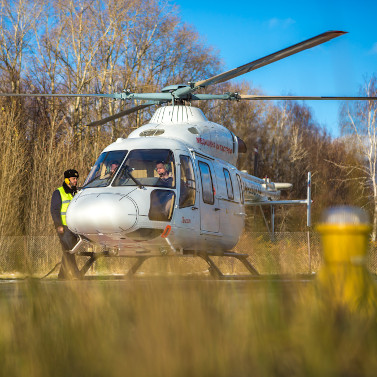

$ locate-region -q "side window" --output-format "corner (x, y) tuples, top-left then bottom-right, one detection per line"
(198, 161), (214, 205)
(236, 174), (244, 204)
(223, 168), (234, 200)
(179, 155), (196, 208)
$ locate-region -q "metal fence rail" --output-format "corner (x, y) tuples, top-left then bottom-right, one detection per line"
(0, 233), (376, 277)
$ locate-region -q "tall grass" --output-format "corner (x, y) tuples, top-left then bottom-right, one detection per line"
(1, 278), (377, 376)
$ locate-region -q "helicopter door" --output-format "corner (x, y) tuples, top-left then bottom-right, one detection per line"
(197, 159), (220, 233)
(177, 155), (199, 231)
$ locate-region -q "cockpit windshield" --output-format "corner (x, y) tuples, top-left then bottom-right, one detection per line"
(83, 150), (128, 188)
(113, 149), (175, 188)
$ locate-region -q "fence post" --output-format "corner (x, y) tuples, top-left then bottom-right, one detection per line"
(307, 231), (311, 273)
(23, 235), (29, 274)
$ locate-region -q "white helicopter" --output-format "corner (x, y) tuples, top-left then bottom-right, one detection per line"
(3, 30), (376, 277)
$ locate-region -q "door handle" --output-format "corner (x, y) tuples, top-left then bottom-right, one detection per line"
(214, 208), (221, 211)
(191, 206), (198, 210)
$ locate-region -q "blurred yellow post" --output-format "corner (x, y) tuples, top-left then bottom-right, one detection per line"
(316, 206), (377, 312)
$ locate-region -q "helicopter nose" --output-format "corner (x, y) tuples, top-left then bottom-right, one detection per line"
(66, 193), (137, 234)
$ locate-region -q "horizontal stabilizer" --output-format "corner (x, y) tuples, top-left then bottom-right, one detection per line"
(274, 183), (293, 190)
(245, 199), (309, 206)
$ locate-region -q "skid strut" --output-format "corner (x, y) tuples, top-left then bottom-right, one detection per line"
(77, 251), (101, 276)
(73, 250), (259, 279)
(126, 256), (152, 277)
(197, 251), (259, 279)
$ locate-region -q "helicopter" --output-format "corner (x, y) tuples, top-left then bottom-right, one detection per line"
(2, 30), (376, 278)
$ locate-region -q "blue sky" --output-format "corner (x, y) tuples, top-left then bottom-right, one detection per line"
(173, 0), (377, 137)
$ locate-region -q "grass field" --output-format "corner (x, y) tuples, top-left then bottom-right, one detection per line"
(0, 277), (376, 377)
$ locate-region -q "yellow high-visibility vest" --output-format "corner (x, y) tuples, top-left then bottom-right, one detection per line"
(57, 186), (73, 226)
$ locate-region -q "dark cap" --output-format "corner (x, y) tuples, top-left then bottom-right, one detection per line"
(64, 169), (79, 179)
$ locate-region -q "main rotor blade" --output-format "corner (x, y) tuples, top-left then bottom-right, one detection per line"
(0, 93), (121, 99)
(191, 30), (346, 90)
(238, 95), (377, 101)
(85, 102), (156, 127)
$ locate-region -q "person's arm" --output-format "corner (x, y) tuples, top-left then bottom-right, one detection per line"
(50, 190), (64, 233)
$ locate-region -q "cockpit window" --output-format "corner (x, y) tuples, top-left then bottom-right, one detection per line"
(113, 149), (175, 188)
(83, 150), (128, 188)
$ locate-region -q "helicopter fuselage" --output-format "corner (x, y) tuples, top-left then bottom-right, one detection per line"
(66, 105), (281, 256)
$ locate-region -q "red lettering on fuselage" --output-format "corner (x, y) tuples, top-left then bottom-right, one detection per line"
(196, 137), (232, 154)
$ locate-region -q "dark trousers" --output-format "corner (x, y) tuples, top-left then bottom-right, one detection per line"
(57, 226), (81, 279)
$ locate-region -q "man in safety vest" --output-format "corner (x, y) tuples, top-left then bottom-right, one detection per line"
(50, 169), (81, 279)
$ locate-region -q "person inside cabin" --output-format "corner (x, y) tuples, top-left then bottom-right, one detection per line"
(155, 161), (173, 188)
(149, 161), (174, 220)
(104, 160), (119, 180)
(110, 161), (119, 174)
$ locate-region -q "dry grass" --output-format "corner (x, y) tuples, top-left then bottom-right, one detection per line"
(0, 277), (377, 376)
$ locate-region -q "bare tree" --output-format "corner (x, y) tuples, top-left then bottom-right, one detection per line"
(340, 75), (377, 240)
(0, 103), (27, 234)
(0, 0), (44, 93)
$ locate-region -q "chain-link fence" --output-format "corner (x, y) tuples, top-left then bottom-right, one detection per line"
(0, 232), (376, 277)
(233, 232), (321, 275)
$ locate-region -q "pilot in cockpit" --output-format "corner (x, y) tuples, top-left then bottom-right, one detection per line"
(155, 161), (173, 188)
(104, 160), (119, 179)
(149, 161), (175, 220)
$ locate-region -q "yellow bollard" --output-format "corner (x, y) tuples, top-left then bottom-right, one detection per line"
(316, 206), (377, 312)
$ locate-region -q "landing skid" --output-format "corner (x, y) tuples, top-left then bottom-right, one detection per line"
(71, 250), (259, 279)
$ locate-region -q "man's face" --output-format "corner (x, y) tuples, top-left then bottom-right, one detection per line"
(69, 177), (78, 187)
(156, 163), (167, 177)
(110, 163), (119, 173)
